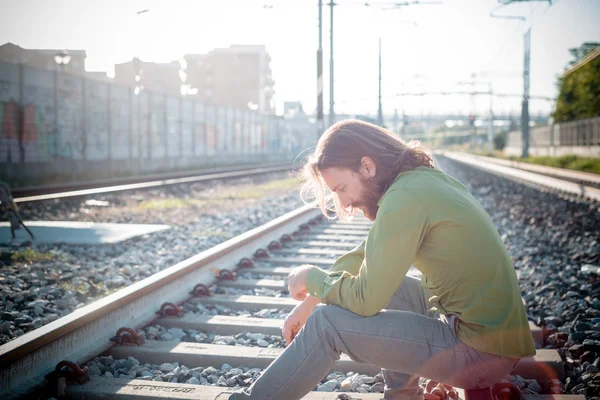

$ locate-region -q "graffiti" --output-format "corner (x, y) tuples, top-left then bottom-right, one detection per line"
(0, 101), (21, 163)
(1, 61), (291, 167)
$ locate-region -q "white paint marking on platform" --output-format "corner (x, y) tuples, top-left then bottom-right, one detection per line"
(0, 221), (170, 245)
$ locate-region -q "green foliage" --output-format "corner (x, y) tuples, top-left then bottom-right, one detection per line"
(568, 43), (600, 65)
(11, 248), (54, 263)
(507, 154), (600, 174)
(493, 132), (506, 151)
(553, 50), (600, 122)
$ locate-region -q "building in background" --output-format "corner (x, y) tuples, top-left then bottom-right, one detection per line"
(283, 101), (305, 117)
(114, 57), (182, 96)
(86, 71), (112, 82)
(184, 45), (275, 114)
(0, 42), (86, 74)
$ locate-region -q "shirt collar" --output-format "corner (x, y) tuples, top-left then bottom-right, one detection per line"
(376, 166), (432, 207)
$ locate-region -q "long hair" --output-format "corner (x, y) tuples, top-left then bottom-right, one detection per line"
(300, 119), (434, 220)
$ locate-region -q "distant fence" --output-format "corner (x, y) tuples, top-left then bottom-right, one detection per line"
(505, 116), (600, 157)
(0, 60), (316, 184)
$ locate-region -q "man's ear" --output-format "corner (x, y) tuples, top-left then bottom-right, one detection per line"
(360, 157), (377, 178)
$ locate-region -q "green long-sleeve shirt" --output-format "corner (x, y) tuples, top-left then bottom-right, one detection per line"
(305, 166), (536, 359)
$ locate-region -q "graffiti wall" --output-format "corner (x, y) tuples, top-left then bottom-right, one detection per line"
(1, 60), (297, 170)
(0, 63), (20, 163)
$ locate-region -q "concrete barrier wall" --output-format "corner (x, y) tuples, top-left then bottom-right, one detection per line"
(0, 61), (316, 185)
(504, 117), (600, 157)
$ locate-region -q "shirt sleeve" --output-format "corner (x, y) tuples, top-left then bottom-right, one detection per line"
(304, 189), (429, 316)
(330, 240), (366, 275)
(305, 240), (365, 298)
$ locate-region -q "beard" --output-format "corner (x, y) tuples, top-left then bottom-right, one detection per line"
(352, 175), (384, 220)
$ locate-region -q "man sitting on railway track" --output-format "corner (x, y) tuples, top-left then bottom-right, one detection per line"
(218, 119), (535, 400)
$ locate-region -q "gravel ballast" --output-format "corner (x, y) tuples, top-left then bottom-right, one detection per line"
(0, 172), (303, 345)
(437, 156), (600, 398)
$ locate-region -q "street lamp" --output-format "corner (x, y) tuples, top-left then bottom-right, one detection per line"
(54, 50), (71, 68)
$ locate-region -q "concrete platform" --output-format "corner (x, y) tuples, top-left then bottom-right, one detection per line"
(0, 221), (170, 245)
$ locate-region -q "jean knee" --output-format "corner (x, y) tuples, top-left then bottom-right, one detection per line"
(309, 304), (339, 321)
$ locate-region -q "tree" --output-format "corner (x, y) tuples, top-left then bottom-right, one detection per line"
(553, 44), (600, 122)
(568, 42), (600, 65)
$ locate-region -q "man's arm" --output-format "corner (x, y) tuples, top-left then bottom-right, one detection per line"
(329, 240), (365, 275)
(305, 190), (428, 316)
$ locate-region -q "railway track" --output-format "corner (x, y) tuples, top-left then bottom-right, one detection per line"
(1, 155), (593, 399)
(439, 152), (600, 203)
(12, 163), (292, 203)
(449, 153), (600, 189)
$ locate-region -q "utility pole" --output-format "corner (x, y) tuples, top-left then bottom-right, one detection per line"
(378, 36), (383, 127)
(488, 83), (495, 153)
(366, 2), (437, 130)
(522, 28), (531, 158)
(489, 0), (554, 158)
(317, 0), (324, 136)
(329, 0), (335, 127)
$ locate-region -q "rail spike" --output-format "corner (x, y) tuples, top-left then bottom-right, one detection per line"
(110, 327), (145, 346)
(309, 216), (321, 225)
(299, 223), (311, 231)
(254, 248), (269, 258)
(219, 269), (236, 281)
(45, 360), (90, 397)
(268, 240), (282, 250)
(280, 234), (293, 243)
(237, 257), (255, 269)
(190, 283), (211, 297)
(156, 302), (184, 318)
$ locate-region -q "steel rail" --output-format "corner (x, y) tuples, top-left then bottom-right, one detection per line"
(440, 151), (600, 202)
(0, 203), (322, 397)
(451, 152), (600, 186)
(14, 164), (292, 203)
(12, 162), (292, 199)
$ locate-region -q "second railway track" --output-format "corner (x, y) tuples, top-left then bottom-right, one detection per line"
(12, 163), (292, 203)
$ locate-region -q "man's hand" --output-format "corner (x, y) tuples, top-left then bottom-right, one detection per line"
(282, 295), (321, 345)
(287, 264), (313, 301)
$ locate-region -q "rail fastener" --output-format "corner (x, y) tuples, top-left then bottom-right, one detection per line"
(299, 223), (312, 231)
(45, 360), (90, 397)
(190, 283), (211, 297)
(237, 257), (255, 268)
(109, 327), (145, 346)
(253, 248), (269, 258)
(280, 234), (294, 242)
(309, 217), (321, 225)
(156, 302), (185, 318)
(268, 240), (282, 250)
(218, 269), (236, 281)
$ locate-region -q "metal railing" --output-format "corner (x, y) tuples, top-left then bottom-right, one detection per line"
(507, 116), (600, 150)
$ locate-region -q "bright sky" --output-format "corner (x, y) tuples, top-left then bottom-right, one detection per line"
(1, 0), (599, 117)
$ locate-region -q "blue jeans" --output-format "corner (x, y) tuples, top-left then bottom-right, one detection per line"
(222, 275), (518, 400)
